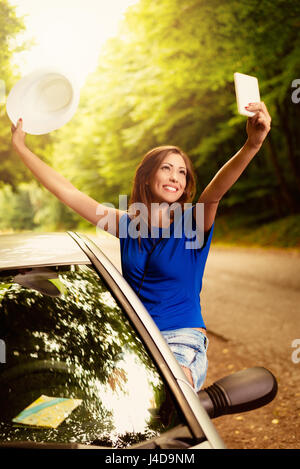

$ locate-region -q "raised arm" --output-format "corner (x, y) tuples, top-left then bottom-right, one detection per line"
(198, 102), (271, 231)
(11, 119), (125, 237)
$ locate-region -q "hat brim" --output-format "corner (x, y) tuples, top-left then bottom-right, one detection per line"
(6, 68), (80, 135)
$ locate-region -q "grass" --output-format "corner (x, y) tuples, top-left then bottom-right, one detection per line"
(213, 214), (300, 250)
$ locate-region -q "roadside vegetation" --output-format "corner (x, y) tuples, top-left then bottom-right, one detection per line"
(1, 0), (299, 250)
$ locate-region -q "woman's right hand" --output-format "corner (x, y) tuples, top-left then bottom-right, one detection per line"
(11, 118), (26, 151)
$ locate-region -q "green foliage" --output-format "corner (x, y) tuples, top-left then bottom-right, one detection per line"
(0, 0), (299, 237)
(0, 0), (29, 188)
(214, 214), (300, 248)
(0, 184), (35, 230)
(0, 0), (55, 215)
(0, 183), (79, 232)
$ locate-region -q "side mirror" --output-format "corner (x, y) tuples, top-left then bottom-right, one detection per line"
(198, 367), (277, 418)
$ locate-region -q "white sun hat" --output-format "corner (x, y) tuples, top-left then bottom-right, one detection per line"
(6, 68), (80, 135)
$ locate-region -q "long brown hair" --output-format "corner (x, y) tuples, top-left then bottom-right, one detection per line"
(129, 145), (197, 225)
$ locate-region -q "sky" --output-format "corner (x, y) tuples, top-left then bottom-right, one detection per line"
(8, 0), (139, 86)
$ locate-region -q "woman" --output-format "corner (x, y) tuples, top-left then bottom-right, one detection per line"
(11, 101), (271, 392)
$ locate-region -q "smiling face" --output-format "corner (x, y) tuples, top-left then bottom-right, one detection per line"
(129, 146), (196, 224)
(148, 152), (187, 204)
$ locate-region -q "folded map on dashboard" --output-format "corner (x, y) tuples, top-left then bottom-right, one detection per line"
(12, 394), (82, 429)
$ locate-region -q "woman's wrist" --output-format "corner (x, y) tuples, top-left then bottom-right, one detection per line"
(245, 138), (262, 153)
(12, 141), (27, 154)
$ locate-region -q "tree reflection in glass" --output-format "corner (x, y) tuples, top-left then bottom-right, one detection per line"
(0, 264), (180, 447)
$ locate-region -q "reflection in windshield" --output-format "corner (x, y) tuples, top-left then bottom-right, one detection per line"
(0, 265), (181, 447)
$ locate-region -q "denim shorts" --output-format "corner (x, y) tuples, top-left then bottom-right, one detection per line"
(161, 328), (209, 392)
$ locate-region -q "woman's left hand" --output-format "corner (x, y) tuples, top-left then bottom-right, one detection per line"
(245, 102), (271, 148)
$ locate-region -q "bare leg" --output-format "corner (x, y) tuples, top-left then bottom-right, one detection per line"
(181, 365), (194, 388)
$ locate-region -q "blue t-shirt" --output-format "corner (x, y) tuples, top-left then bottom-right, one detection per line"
(119, 205), (214, 331)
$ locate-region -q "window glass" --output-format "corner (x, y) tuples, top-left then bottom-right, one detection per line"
(0, 264), (185, 447)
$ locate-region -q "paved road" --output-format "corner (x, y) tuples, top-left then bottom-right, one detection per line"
(92, 234), (300, 363)
(201, 246), (300, 363)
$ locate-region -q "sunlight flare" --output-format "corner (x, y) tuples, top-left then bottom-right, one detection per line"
(8, 0), (139, 85)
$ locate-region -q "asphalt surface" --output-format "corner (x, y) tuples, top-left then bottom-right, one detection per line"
(202, 245), (300, 364)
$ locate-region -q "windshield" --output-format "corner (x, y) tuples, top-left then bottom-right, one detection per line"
(0, 264), (187, 447)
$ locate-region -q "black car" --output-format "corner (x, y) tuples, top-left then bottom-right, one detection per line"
(0, 232), (277, 449)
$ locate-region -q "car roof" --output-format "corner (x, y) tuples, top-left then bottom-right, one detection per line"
(0, 232), (91, 270)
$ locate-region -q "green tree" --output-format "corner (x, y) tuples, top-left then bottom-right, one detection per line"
(2, 0), (299, 232)
(0, 0), (55, 230)
(0, 0), (30, 189)
(53, 0), (300, 223)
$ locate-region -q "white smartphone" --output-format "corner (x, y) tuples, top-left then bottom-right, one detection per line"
(234, 72), (260, 117)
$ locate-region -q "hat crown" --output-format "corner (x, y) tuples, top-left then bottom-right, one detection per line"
(30, 75), (73, 113)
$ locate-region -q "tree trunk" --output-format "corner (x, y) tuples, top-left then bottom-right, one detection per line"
(275, 100), (300, 193)
(265, 134), (296, 214)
